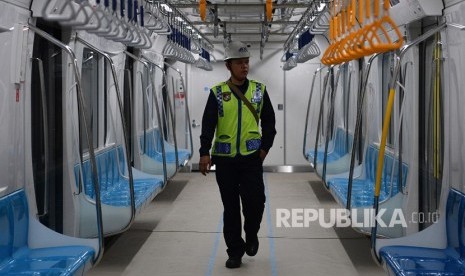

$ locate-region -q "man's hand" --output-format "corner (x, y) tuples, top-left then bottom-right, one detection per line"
(259, 149), (267, 162)
(199, 155), (212, 176)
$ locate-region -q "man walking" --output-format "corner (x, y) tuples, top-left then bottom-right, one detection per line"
(199, 41), (277, 268)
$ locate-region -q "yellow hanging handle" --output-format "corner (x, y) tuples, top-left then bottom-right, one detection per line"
(375, 87), (396, 197)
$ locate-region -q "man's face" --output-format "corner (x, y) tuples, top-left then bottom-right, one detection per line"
(227, 58), (249, 81)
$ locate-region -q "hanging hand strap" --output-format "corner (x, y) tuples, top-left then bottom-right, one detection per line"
(226, 80), (260, 124)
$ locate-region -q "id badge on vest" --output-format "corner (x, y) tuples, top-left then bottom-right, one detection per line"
(251, 89), (262, 104)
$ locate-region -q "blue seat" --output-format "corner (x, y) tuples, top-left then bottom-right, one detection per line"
(306, 127), (353, 165)
(76, 146), (163, 209)
(379, 189), (465, 275)
(328, 145), (408, 208)
(141, 128), (190, 167)
(0, 189), (94, 275)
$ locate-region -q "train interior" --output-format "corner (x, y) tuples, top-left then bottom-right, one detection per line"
(1, 0), (465, 275)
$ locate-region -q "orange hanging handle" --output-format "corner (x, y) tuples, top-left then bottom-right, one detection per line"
(266, 0), (273, 22)
(200, 0), (206, 21)
(366, 0), (370, 21)
(351, 0), (356, 28)
(368, 0), (404, 53)
(359, 0), (364, 25)
(384, 0), (390, 10)
(341, 9), (346, 35)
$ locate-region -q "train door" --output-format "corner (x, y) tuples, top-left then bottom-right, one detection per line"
(418, 27), (445, 230)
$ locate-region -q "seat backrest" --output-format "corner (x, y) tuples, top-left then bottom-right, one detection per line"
(446, 189), (465, 258)
(75, 146), (126, 198)
(333, 127), (353, 156)
(140, 128), (163, 157)
(365, 145), (409, 195)
(0, 190), (28, 263)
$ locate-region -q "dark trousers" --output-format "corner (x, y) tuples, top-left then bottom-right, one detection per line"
(214, 153), (266, 258)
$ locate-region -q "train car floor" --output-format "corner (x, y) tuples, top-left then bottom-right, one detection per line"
(88, 172), (385, 276)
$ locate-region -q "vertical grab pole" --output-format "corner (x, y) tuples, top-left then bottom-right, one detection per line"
(27, 24), (105, 264)
(322, 63), (344, 185)
(126, 52), (169, 184)
(303, 67), (325, 160)
(346, 53), (381, 210)
(76, 37), (136, 233)
(313, 66), (333, 169)
(371, 23), (447, 263)
(31, 57), (49, 218)
(163, 62), (194, 164)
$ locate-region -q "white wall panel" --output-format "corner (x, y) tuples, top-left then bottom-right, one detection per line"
(285, 62), (321, 165)
(0, 2), (31, 197)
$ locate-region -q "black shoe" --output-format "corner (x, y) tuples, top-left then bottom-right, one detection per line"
(245, 239), (259, 256)
(225, 257), (242, 268)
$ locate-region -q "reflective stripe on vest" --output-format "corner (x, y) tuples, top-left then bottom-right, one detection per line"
(212, 80), (265, 157)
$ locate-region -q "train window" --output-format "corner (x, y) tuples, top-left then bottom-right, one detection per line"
(80, 48), (99, 151)
(30, 23), (64, 232)
(130, 61), (154, 156)
(162, 71), (175, 144)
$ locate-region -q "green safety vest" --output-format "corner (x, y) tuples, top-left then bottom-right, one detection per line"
(212, 80), (265, 157)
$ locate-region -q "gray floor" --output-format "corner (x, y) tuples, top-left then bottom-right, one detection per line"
(87, 172), (386, 276)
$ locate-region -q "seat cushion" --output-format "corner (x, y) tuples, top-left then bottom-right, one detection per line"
(306, 148), (342, 164)
(77, 146), (163, 209)
(380, 246), (465, 276)
(328, 178), (399, 208)
(0, 246), (94, 275)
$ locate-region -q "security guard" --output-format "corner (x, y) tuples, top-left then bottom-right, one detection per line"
(199, 41), (277, 268)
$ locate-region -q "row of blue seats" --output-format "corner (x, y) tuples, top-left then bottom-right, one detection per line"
(307, 127), (408, 209)
(310, 127), (465, 275)
(328, 145), (408, 208)
(0, 190), (95, 275)
(76, 146), (164, 209)
(142, 128), (191, 166)
(0, 127), (194, 274)
(306, 127), (465, 275)
(306, 127), (352, 164)
(76, 128), (191, 210)
(379, 188), (465, 275)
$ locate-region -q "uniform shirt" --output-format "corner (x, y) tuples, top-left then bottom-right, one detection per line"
(199, 79), (277, 158)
